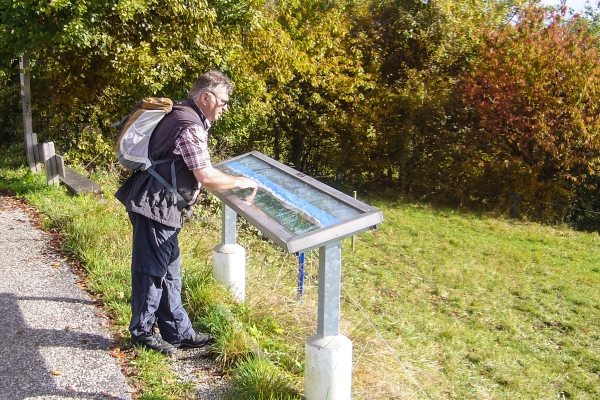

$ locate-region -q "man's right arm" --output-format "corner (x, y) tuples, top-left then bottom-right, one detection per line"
(193, 166), (257, 191)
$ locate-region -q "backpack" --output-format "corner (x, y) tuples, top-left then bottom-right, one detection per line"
(113, 97), (195, 217)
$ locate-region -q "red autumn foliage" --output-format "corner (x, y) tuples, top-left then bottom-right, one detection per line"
(459, 5), (600, 220)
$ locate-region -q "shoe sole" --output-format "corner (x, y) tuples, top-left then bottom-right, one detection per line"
(175, 339), (215, 349)
(130, 341), (175, 356)
(175, 342), (211, 349)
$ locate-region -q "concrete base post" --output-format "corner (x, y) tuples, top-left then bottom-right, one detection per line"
(212, 243), (246, 302)
(305, 334), (353, 400)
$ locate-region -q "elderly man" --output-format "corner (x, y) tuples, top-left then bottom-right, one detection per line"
(116, 70), (257, 355)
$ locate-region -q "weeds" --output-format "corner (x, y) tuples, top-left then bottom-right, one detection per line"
(229, 356), (301, 400)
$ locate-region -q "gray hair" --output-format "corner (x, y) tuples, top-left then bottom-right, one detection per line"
(188, 70), (233, 101)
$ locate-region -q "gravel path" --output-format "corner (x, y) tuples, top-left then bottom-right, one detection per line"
(0, 193), (132, 399)
(0, 192), (231, 399)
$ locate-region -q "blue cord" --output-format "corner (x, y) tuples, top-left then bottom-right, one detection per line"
(298, 253), (305, 299)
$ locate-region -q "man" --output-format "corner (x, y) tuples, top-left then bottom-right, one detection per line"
(115, 70), (257, 355)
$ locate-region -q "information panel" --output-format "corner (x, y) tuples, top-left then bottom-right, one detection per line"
(209, 152), (383, 254)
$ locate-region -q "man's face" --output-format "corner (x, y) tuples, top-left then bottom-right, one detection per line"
(199, 85), (229, 122)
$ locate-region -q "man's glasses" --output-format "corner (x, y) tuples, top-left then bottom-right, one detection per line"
(208, 91), (229, 108)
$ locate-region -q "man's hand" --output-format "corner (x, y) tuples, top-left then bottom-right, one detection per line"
(236, 176), (258, 190)
(240, 186), (258, 205)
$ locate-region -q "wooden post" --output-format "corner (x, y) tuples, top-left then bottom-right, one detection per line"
(39, 142), (60, 186)
(55, 154), (65, 178)
(20, 52), (40, 172)
(31, 132), (40, 169)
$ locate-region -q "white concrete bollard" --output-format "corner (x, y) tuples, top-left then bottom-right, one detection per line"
(305, 334), (353, 400)
(212, 243), (246, 302)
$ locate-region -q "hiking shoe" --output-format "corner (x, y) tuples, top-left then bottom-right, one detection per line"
(174, 332), (215, 348)
(130, 334), (175, 355)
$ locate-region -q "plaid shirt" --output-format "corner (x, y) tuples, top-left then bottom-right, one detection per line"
(173, 119), (212, 171)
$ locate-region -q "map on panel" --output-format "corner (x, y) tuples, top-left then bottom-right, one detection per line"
(211, 152), (383, 253)
(216, 155), (361, 236)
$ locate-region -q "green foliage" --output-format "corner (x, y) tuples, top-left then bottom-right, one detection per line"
(0, 143), (52, 193)
(242, 0), (375, 177)
(0, 60), (21, 144)
(571, 173), (600, 231)
(342, 0), (524, 189)
(0, 0), (268, 168)
(230, 356), (301, 400)
(3, 0), (600, 225)
(181, 266), (223, 323)
(201, 303), (256, 368)
(458, 5), (600, 223)
(131, 349), (194, 398)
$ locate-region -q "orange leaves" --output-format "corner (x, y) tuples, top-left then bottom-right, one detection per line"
(453, 4), (600, 220)
(109, 348), (126, 359)
(460, 3), (600, 170)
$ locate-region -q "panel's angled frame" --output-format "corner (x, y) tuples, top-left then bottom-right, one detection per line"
(208, 151), (384, 254)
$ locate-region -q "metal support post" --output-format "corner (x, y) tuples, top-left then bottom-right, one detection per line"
(317, 240), (342, 337)
(306, 240), (352, 400)
(352, 191), (357, 251)
(222, 203), (237, 245)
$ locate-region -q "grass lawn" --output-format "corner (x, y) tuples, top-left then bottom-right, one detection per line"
(339, 201), (600, 399)
(1, 146), (599, 399)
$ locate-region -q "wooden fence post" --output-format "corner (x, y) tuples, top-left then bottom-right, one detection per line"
(19, 52), (40, 172)
(55, 153), (65, 178)
(38, 142), (60, 186)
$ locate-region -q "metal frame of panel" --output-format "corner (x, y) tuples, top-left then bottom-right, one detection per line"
(208, 151), (383, 254)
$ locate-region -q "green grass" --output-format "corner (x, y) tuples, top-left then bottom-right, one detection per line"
(347, 203), (600, 399)
(230, 356), (300, 400)
(1, 143), (599, 399)
(131, 349), (195, 399)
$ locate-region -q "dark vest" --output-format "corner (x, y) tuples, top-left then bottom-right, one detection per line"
(115, 99), (209, 228)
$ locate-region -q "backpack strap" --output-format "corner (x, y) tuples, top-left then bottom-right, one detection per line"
(173, 105), (196, 115)
(146, 104), (200, 223)
(147, 159), (192, 221)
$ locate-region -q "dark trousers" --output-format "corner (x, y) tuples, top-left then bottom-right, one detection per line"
(128, 212), (194, 343)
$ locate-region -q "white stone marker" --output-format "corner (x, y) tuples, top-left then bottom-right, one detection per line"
(212, 204), (246, 302)
(305, 334), (353, 400)
(212, 243), (246, 302)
